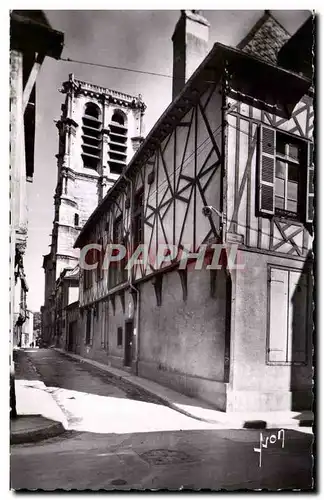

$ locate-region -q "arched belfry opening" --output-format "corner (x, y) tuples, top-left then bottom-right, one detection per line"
(111, 110), (126, 126)
(81, 102), (102, 170)
(85, 102), (101, 119)
(108, 109), (128, 174)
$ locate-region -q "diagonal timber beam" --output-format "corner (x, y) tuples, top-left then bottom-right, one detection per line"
(23, 53), (45, 113)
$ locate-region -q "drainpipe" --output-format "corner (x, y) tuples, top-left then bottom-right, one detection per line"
(121, 173), (140, 376)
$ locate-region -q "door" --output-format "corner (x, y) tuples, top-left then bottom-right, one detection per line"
(124, 320), (133, 367)
(68, 321), (77, 352)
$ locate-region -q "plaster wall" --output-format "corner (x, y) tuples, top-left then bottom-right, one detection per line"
(138, 268), (227, 407)
(228, 250), (313, 411)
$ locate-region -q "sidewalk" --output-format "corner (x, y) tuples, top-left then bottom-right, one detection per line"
(11, 349), (68, 444)
(54, 348), (313, 430)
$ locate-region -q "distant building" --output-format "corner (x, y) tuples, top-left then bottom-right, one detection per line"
(73, 11), (314, 412)
(54, 266), (79, 349)
(20, 310), (34, 348)
(42, 75), (146, 346)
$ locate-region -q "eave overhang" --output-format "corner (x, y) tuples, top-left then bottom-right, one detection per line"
(10, 11), (64, 59)
(75, 42), (312, 248)
(277, 16), (314, 80)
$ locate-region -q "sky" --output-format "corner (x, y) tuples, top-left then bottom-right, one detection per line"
(24, 9), (311, 312)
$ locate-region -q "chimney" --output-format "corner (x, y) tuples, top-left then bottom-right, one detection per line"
(172, 10), (210, 100)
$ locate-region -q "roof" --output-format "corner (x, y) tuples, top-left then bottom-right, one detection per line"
(56, 265), (80, 286)
(64, 266), (80, 280)
(13, 10), (52, 29)
(237, 10), (290, 65)
(10, 10), (64, 59)
(75, 41), (311, 248)
(278, 16), (314, 79)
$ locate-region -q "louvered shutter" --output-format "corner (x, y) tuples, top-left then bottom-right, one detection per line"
(258, 126), (276, 215)
(306, 142), (314, 223)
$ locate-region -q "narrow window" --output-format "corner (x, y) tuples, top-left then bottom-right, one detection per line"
(83, 243), (97, 290)
(267, 266), (309, 364)
(306, 142), (314, 223)
(96, 237), (103, 282)
(85, 309), (92, 345)
(109, 215), (127, 287)
(117, 327), (123, 347)
(74, 213), (79, 227)
(275, 135), (300, 216)
(133, 188), (144, 249)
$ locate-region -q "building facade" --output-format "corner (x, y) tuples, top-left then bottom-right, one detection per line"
(42, 76), (146, 345)
(20, 310), (34, 348)
(54, 266), (79, 349)
(9, 11), (64, 416)
(75, 11), (314, 412)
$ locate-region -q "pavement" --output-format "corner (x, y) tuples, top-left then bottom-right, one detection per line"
(10, 349), (68, 444)
(10, 348), (314, 490)
(54, 348), (313, 430)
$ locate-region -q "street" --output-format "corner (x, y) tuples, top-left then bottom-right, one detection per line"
(11, 349), (314, 490)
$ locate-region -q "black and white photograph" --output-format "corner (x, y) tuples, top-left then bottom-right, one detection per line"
(9, 7), (315, 491)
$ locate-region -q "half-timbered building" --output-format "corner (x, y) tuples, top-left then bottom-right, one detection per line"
(74, 11), (314, 412)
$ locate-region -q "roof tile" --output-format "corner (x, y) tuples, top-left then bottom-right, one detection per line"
(238, 12), (290, 65)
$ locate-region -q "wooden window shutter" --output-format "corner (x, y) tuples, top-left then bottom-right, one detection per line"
(267, 268), (289, 363)
(267, 267), (308, 364)
(287, 270), (308, 363)
(258, 126), (276, 215)
(306, 142), (314, 223)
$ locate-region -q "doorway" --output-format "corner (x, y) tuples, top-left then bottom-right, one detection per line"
(124, 320), (133, 367)
(67, 320), (77, 353)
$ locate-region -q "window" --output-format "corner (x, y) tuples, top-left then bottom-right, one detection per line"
(117, 327), (123, 347)
(83, 242), (98, 290)
(267, 266), (309, 364)
(258, 127), (314, 222)
(275, 136), (300, 215)
(81, 103), (102, 171)
(109, 215), (127, 288)
(108, 110), (127, 175)
(85, 309), (92, 345)
(96, 237), (103, 282)
(74, 213), (79, 227)
(84, 268), (91, 290)
(133, 188), (144, 248)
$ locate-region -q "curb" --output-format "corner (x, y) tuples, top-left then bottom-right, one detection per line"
(22, 352), (69, 430)
(10, 420), (65, 445)
(53, 349), (213, 424)
(54, 348), (313, 430)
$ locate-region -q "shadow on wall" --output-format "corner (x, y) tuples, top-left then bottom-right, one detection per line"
(290, 249), (313, 411)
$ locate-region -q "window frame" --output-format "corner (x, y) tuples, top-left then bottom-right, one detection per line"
(133, 188), (144, 249)
(258, 125), (312, 223)
(85, 308), (92, 345)
(117, 326), (123, 347)
(96, 236), (103, 283)
(274, 132), (303, 220)
(109, 214), (127, 288)
(266, 264), (310, 366)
